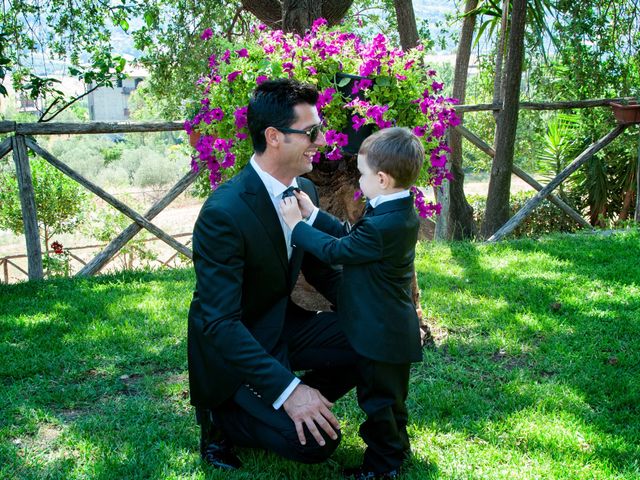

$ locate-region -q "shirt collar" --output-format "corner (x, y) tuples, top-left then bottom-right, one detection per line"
(369, 189), (411, 209)
(250, 156), (299, 199)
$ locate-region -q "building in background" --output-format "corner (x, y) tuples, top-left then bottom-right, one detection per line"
(87, 66), (146, 122)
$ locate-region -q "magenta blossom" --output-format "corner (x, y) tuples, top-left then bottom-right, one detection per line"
(221, 49), (231, 64)
(325, 130), (348, 147)
(351, 79), (373, 95)
(326, 147), (343, 161)
(352, 115), (366, 131)
(317, 88), (336, 110)
(235, 48), (249, 58)
(256, 75), (269, 85)
(234, 106), (248, 129)
(200, 28), (213, 40)
(353, 189), (363, 201)
(227, 70), (242, 82)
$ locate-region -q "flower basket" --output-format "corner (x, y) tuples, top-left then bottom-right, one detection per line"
(610, 102), (640, 125)
(188, 131), (201, 148)
(186, 19), (460, 217)
(334, 72), (376, 155)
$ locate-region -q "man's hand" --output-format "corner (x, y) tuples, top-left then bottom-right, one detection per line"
(282, 384), (340, 446)
(280, 197), (303, 228)
(294, 190), (315, 219)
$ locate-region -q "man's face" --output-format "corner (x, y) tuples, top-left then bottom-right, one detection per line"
(278, 103), (327, 176)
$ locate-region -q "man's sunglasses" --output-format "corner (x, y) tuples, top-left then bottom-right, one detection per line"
(274, 123), (324, 143)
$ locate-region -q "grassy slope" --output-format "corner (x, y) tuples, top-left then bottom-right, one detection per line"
(1, 229), (638, 479)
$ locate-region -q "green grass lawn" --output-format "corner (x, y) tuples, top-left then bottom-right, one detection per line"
(1, 229), (639, 479)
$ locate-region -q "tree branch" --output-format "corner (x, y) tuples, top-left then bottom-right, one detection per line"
(39, 82), (103, 123)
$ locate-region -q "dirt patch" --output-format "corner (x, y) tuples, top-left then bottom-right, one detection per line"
(491, 348), (527, 370)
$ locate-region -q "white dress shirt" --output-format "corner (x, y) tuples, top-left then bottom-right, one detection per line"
(368, 189), (411, 208)
(250, 157), (322, 409)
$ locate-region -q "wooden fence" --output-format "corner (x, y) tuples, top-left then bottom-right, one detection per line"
(0, 233), (192, 284)
(0, 97), (638, 281)
(0, 120), (200, 281)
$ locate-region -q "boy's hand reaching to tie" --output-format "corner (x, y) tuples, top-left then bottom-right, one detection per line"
(280, 197), (303, 229)
(293, 190), (315, 219)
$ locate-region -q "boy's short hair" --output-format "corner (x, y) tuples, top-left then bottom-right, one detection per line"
(359, 127), (425, 188)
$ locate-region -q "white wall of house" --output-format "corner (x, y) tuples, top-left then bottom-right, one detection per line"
(88, 76), (144, 121)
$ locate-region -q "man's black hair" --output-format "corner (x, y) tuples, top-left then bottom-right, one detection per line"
(247, 78), (319, 154)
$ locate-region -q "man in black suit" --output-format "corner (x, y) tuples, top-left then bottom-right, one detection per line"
(187, 78), (358, 469)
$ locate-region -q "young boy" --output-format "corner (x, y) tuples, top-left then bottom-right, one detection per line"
(280, 127), (424, 479)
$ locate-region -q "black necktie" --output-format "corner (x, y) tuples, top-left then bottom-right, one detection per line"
(364, 201), (374, 216)
(282, 186), (300, 199)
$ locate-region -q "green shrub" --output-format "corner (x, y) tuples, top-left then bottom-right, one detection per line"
(468, 190), (580, 238)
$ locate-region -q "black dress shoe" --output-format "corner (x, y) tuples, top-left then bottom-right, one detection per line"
(342, 465), (399, 479)
(197, 408), (241, 470)
(201, 438), (242, 470)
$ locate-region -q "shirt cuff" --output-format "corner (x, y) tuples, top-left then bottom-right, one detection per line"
(272, 377), (301, 410)
(305, 207), (320, 225)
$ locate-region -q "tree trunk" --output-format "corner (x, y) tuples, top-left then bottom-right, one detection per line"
(481, 0), (527, 238)
(448, 0), (479, 240)
(282, 0), (322, 34)
(393, 0), (419, 50)
(492, 0), (510, 122)
(241, 0), (355, 32)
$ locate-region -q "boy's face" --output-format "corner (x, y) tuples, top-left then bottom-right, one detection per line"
(357, 154), (387, 200)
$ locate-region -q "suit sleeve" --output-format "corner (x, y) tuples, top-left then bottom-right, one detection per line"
(292, 219), (383, 265)
(312, 209), (351, 238)
(192, 204), (294, 404)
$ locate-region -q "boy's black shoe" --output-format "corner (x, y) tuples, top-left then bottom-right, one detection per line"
(198, 408), (241, 470)
(342, 466), (399, 479)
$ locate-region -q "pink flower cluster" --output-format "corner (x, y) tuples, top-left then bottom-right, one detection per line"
(186, 18), (459, 205)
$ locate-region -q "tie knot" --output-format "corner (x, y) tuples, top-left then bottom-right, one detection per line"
(282, 186), (300, 199)
(364, 201), (373, 215)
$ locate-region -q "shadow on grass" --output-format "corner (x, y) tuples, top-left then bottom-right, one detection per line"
(4, 268), (437, 479)
(413, 232), (640, 476)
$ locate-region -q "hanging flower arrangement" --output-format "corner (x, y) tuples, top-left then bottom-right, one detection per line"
(185, 18), (459, 217)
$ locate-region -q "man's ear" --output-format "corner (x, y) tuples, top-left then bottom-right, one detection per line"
(264, 126), (281, 148)
(377, 171), (395, 189)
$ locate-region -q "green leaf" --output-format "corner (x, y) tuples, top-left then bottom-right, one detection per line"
(337, 77), (351, 88)
(144, 11), (155, 28)
(119, 18), (129, 32)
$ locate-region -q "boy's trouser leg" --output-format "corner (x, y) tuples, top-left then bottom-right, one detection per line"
(356, 359), (411, 473)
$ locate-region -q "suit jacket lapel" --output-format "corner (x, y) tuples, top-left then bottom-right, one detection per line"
(239, 165), (289, 273)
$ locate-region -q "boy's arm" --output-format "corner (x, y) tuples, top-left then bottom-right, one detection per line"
(312, 209), (352, 238)
(294, 190), (350, 238)
(291, 219), (383, 265)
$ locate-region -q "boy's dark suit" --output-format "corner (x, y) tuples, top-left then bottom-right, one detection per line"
(188, 164), (357, 462)
(291, 194), (422, 473)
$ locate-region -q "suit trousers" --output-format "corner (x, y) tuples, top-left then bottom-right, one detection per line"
(356, 357), (411, 473)
(211, 304), (359, 463)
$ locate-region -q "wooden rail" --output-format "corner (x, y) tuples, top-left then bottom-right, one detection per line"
(0, 233), (192, 284)
(0, 122), (201, 281)
(0, 96), (636, 281)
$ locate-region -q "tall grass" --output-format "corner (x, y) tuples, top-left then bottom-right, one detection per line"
(1, 229), (638, 479)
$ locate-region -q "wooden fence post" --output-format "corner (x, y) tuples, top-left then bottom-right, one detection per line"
(635, 131), (640, 223)
(488, 125), (627, 242)
(12, 135), (44, 280)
